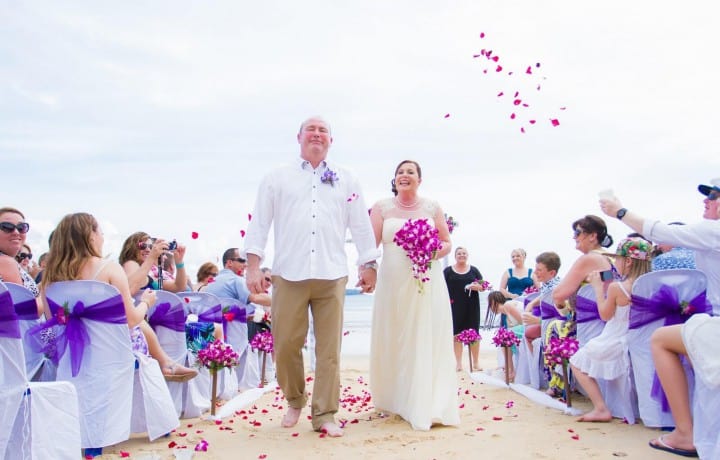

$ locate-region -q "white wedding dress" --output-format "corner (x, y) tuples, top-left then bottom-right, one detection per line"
(369, 198), (460, 430)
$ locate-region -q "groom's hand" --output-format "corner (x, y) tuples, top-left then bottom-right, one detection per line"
(357, 265), (377, 293)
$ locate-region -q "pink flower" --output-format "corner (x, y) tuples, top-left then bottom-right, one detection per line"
(196, 340), (240, 371)
(249, 331), (274, 354)
(456, 328), (481, 345)
(393, 219), (443, 293)
(544, 337), (579, 364)
(492, 327), (520, 348)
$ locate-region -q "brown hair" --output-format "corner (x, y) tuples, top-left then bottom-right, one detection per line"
(119, 231), (151, 265)
(535, 251), (561, 273)
(572, 215), (613, 248)
(487, 290), (508, 314)
(196, 262), (219, 283)
(0, 207), (25, 219)
(40, 213), (101, 289)
(391, 160), (422, 195)
(619, 256), (652, 282)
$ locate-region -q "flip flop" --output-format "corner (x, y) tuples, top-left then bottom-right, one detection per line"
(162, 363), (198, 382)
(649, 435), (698, 458)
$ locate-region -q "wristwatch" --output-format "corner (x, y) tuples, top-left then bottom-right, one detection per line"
(361, 261), (378, 271)
(616, 208), (628, 220)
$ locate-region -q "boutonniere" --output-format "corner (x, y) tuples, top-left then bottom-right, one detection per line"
(321, 168), (338, 186)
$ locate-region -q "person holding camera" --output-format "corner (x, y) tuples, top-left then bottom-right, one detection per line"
(119, 232), (188, 293)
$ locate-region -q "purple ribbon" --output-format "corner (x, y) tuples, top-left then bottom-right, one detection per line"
(197, 304), (222, 323)
(575, 295), (601, 324)
(148, 302), (186, 332)
(630, 285), (712, 412)
(221, 305), (247, 342)
(14, 298), (39, 320)
(540, 299), (565, 320)
(0, 290), (21, 339)
(27, 295), (127, 377)
(532, 305), (541, 317)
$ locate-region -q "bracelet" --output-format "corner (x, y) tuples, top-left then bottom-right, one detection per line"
(175, 262), (185, 269)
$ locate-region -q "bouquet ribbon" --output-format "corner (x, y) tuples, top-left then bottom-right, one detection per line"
(575, 295), (601, 324)
(630, 285), (711, 412)
(27, 295), (127, 377)
(0, 290), (21, 339)
(148, 301), (186, 332)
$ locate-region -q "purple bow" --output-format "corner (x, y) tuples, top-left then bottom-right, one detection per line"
(148, 302), (186, 332)
(575, 295), (601, 324)
(630, 285), (712, 412)
(197, 304), (222, 323)
(27, 295), (127, 377)
(221, 305), (247, 342)
(14, 298), (39, 320)
(0, 290), (21, 339)
(540, 300), (565, 320)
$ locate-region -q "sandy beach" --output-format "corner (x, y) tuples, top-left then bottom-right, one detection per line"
(107, 347), (675, 460)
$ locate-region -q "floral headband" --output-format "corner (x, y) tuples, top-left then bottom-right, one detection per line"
(610, 237), (652, 260)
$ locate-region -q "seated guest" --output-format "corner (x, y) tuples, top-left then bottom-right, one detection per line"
(194, 262), (219, 292)
(119, 232), (189, 294)
(0, 207), (41, 312)
(522, 251), (562, 353)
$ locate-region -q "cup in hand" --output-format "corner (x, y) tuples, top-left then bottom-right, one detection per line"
(598, 189), (615, 200)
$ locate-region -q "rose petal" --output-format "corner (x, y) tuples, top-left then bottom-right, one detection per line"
(248, 213), (252, 221)
(492, 416), (503, 421)
(444, 113), (450, 118)
(551, 119), (560, 127)
(191, 231), (199, 239)
(479, 32), (485, 38)
(120, 452), (130, 458)
(240, 229), (246, 237)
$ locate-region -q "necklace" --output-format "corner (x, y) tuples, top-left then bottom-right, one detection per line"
(395, 197), (419, 208)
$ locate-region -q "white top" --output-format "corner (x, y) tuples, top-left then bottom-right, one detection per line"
(643, 219), (720, 314)
(244, 157), (380, 281)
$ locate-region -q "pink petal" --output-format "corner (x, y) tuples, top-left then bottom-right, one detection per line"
(525, 66), (532, 74)
(521, 127), (526, 133)
(513, 99), (521, 105)
(551, 119), (560, 127)
(191, 231), (199, 239)
(495, 65), (503, 72)
(497, 91), (504, 97)
(510, 113), (516, 120)
(529, 120), (536, 124)
(240, 230), (246, 237)
(479, 32), (485, 38)
(492, 416), (503, 421)
(513, 91), (519, 97)
(292, 433), (299, 437)
(492, 56), (499, 62)
(444, 113), (450, 118)
(571, 434), (580, 440)
(120, 452), (130, 458)
(248, 213), (252, 221)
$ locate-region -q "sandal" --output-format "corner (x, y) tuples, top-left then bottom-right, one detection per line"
(649, 435), (698, 458)
(162, 363), (198, 382)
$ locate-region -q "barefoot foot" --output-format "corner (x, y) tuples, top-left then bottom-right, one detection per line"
(320, 422), (344, 437)
(577, 408), (612, 422)
(281, 407), (302, 428)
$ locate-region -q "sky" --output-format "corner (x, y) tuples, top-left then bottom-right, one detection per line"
(3, 1), (719, 288)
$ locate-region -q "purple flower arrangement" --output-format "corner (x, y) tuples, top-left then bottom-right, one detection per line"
(523, 285), (539, 295)
(474, 278), (492, 291)
(445, 214), (459, 234)
(249, 330), (274, 354)
(321, 168), (338, 186)
(492, 327), (521, 348)
(544, 336), (579, 365)
(393, 218), (443, 292)
(456, 328), (481, 345)
(196, 339), (240, 372)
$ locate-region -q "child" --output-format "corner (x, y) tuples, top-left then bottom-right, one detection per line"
(522, 252), (562, 353)
(570, 237), (653, 422)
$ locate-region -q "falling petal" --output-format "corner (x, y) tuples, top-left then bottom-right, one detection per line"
(240, 230), (246, 237)
(521, 127), (526, 133)
(473, 54), (482, 58)
(551, 119), (560, 127)
(483, 69), (488, 74)
(497, 91), (504, 97)
(513, 99), (521, 106)
(529, 120), (536, 124)
(513, 91), (519, 98)
(480, 32), (485, 38)
(492, 56), (499, 62)
(559, 107), (567, 110)
(343, 330), (350, 336)
(495, 65), (503, 72)
(510, 113), (516, 120)
(536, 62), (541, 67)
(526, 66), (532, 74)
(444, 113), (450, 118)
(191, 231), (199, 239)
(537, 85), (541, 91)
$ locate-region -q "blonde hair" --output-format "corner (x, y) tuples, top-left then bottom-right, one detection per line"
(619, 256), (652, 282)
(41, 213), (101, 289)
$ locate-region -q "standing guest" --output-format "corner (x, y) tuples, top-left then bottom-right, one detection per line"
(244, 116), (379, 437)
(546, 215), (614, 398)
(499, 248), (538, 300)
(570, 238), (653, 422)
(444, 246), (484, 372)
(0, 207), (40, 305)
(600, 179), (720, 314)
(194, 262), (219, 292)
(651, 223), (696, 271)
(369, 160), (460, 431)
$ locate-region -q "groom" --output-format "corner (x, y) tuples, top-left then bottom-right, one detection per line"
(244, 116), (379, 437)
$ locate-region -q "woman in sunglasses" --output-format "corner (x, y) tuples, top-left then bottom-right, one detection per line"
(15, 243), (40, 279)
(194, 262), (219, 292)
(0, 207), (41, 309)
(119, 232), (188, 294)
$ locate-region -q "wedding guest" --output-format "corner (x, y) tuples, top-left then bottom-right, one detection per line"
(545, 215), (614, 398)
(16, 243), (40, 279)
(499, 248), (537, 300)
(599, 179), (720, 314)
(244, 116), (379, 437)
(570, 238), (652, 422)
(444, 246), (484, 372)
(369, 159), (460, 431)
(651, 223), (696, 271)
(34, 251), (48, 283)
(522, 252), (562, 353)
(119, 232), (188, 294)
(0, 207), (40, 306)
(194, 262), (219, 292)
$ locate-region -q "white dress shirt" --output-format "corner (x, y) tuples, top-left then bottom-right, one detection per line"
(244, 157), (380, 282)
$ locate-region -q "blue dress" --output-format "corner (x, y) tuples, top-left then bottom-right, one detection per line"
(506, 268), (534, 296)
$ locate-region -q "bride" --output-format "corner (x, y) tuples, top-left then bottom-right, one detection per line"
(368, 160), (460, 430)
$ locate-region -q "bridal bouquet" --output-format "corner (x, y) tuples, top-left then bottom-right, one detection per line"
(393, 218), (443, 293)
(523, 285), (539, 295)
(445, 214), (459, 234)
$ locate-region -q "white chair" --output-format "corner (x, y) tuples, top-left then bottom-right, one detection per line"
(0, 281), (81, 460)
(692, 373), (720, 459)
(629, 269), (710, 428)
(219, 297), (253, 389)
(514, 291), (549, 389)
(574, 284), (638, 424)
(6, 282), (56, 382)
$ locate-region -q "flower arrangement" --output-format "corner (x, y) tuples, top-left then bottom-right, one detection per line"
(393, 218), (443, 293)
(321, 168), (338, 186)
(250, 330), (274, 354)
(492, 327), (521, 348)
(456, 328), (481, 345)
(196, 339), (240, 372)
(56, 302), (70, 325)
(475, 278), (492, 291)
(680, 300), (696, 316)
(445, 214), (459, 234)
(544, 336), (579, 365)
(523, 285), (539, 295)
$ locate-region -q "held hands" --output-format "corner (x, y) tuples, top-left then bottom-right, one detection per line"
(246, 266), (264, 295)
(357, 266), (377, 294)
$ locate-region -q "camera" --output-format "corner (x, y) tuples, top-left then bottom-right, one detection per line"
(600, 270), (614, 281)
(167, 240), (178, 251)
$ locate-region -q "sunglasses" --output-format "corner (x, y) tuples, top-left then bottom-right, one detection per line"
(231, 258), (246, 263)
(17, 252), (32, 260)
(137, 242), (153, 250)
(209, 272), (219, 277)
(0, 222), (30, 234)
(573, 228), (584, 238)
(708, 191), (720, 201)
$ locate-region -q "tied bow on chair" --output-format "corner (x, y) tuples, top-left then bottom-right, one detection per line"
(27, 296), (126, 377)
(630, 285), (713, 412)
(0, 290), (21, 339)
(221, 305), (246, 342)
(148, 302), (186, 332)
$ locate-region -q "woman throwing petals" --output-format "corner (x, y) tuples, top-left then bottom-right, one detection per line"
(369, 160), (460, 431)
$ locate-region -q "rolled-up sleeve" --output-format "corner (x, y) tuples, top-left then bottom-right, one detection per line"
(644, 220), (719, 251)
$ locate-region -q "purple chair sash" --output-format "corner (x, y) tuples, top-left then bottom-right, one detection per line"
(221, 305), (247, 342)
(197, 304), (222, 323)
(14, 298), (39, 320)
(575, 295), (601, 324)
(540, 300), (565, 320)
(0, 290), (21, 339)
(532, 305), (541, 317)
(27, 295), (127, 377)
(148, 302), (186, 332)
(629, 285), (712, 412)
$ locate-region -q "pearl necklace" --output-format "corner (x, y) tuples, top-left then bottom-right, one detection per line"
(396, 197), (419, 208)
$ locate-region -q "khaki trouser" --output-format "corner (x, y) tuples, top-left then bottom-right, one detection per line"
(271, 276), (347, 430)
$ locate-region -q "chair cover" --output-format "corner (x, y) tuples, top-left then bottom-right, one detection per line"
(629, 269), (707, 427)
(146, 290), (188, 417)
(6, 282), (56, 382)
(39, 281), (134, 449)
(130, 353), (180, 441)
(219, 297), (252, 389)
(0, 281), (81, 460)
(514, 291), (551, 389)
(693, 375), (720, 459)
